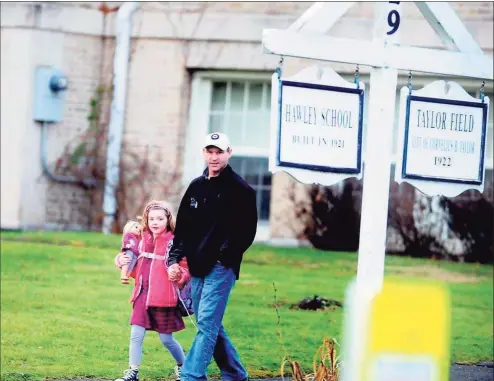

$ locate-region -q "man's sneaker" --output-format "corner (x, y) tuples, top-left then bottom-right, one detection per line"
(115, 368), (139, 381)
(173, 365), (182, 381)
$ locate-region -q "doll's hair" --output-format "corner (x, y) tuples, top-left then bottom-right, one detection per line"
(123, 219), (141, 235)
(141, 200), (175, 233)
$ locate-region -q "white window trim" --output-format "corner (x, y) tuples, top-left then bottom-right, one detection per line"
(182, 73), (211, 186)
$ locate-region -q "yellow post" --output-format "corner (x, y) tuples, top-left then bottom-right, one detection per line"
(361, 280), (451, 381)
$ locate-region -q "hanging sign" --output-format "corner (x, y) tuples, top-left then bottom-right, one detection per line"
(395, 80), (490, 197)
(269, 66), (365, 186)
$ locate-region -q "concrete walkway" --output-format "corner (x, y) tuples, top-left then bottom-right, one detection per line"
(255, 364), (493, 381)
(450, 363), (493, 381)
(58, 363), (493, 381)
(258, 364), (494, 381)
(249, 364), (493, 381)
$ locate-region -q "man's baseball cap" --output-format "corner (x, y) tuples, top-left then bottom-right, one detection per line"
(204, 132), (230, 151)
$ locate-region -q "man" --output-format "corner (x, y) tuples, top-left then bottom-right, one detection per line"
(167, 132), (258, 381)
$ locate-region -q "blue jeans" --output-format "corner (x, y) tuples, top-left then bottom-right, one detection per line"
(182, 263), (248, 381)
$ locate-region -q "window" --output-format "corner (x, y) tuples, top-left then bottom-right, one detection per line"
(209, 81), (272, 221)
(183, 73), (273, 224)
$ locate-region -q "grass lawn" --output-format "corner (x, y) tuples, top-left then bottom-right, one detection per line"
(1, 231), (493, 380)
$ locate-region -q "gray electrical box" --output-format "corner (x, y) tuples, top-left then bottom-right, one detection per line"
(33, 66), (68, 123)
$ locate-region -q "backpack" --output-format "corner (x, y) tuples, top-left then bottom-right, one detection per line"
(165, 239), (194, 318)
(176, 281), (194, 317)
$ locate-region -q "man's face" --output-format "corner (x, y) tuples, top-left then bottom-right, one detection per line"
(203, 146), (232, 176)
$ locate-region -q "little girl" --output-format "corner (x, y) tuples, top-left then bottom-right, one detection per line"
(114, 200), (190, 381)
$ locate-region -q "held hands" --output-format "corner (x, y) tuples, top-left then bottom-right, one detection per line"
(167, 263), (181, 282)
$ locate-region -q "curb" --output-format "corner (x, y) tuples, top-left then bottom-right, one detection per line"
(455, 361), (494, 368)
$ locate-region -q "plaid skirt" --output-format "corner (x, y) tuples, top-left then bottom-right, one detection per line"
(130, 291), (185, 334)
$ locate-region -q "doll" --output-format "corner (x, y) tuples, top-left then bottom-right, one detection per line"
(120, 219), (141, 284)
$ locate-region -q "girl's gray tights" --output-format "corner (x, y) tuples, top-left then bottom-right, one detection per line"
(129, 324), (185, 368)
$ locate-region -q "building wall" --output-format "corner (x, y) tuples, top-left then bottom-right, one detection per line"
(1, 3), (107, 229)
(1, 2), (493, 249)
(118, 38), (191, 223)
(0, 28), (33, 229)
(43, 33), (106, 229)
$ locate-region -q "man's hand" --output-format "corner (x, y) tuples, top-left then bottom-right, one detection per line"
(167, 263), (181, 282)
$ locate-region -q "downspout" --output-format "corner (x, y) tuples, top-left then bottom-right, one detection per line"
(101, 2), (139, 234)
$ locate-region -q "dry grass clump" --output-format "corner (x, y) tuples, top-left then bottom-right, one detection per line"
(281, 338), (341, 381)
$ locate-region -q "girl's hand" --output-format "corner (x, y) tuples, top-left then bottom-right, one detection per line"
(167, 264), (181, 282)
(115, 253), (131, 268)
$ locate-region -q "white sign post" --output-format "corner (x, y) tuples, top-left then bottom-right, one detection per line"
(354, 2), (401, 295)
(269, 66), (365, 186)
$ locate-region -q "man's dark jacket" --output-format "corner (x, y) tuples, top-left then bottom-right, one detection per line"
(167, 165), (258, 279)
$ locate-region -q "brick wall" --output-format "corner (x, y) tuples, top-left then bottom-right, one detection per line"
(95, 1), (492, 20)
(140, 1), (493, 20)
(44, 33), (105, 229)
(135, 2), (312, 15)
(119, 38), (191, 223)
(451, 2), (494, 20)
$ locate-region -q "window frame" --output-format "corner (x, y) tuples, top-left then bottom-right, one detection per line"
(209, 80), (271, 157)
(183, 71), (274, 231)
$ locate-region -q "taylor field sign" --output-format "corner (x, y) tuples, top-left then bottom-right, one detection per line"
(269, 66), (365, 186)
(395, 80), (490, 197)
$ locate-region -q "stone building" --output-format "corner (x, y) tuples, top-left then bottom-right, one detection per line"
(1, 2), (493, 252)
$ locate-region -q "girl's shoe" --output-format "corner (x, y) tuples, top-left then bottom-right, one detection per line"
(174, 365), (182, 381)
(115, 368), (139, 381)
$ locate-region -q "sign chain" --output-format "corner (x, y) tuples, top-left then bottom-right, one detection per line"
(407, 70), (413, 94)
(276, 56), (284, 79)
(480, 80), (485, 102)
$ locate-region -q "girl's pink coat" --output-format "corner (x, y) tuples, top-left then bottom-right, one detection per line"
(120, 230), (190, 308)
